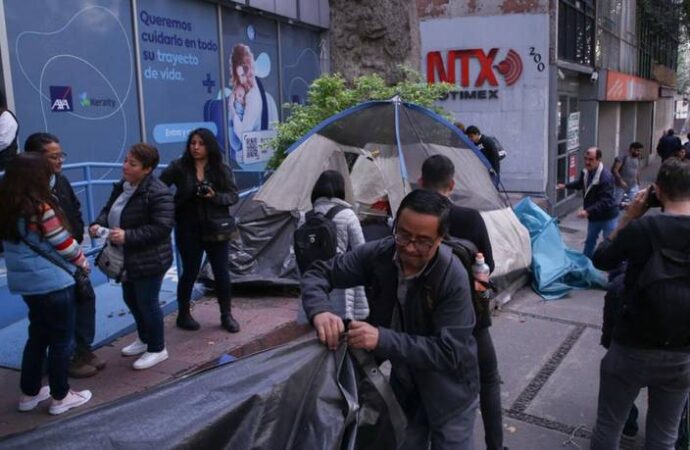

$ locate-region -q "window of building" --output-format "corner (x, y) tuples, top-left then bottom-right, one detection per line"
(558, 0), (596, 67)
(637, 0), (680, 79)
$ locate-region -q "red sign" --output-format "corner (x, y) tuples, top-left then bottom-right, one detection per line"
(426, 48), (523, 87)
(568, 155), (577, 182)
(605, 71), (658, 101)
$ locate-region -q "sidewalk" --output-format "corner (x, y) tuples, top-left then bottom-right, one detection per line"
(0, 292), (308, 438)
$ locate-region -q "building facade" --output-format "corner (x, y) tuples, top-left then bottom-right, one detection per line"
(417, 0), (681, 214)
(0, 0), (329, 190)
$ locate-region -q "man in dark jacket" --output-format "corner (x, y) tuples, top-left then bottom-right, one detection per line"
(420, 154), (504, 450)
(557, 147), (618, 258)
(302, 189), (479, 450)
(590, 159), (690, 449)
(656, 129), (683, 162)
(24, 133), (102, 378)
(466, 125), (500, 176)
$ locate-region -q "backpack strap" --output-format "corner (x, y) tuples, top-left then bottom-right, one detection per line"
(325, 204), (348, 220)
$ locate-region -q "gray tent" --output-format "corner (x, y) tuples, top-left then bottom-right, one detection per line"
(217, 97), (531, 295)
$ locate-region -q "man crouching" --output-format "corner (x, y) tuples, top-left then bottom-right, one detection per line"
(301, 189), (479, 449)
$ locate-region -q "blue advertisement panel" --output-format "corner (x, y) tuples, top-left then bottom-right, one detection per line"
(4, 1), (140, 215)
(5, 1), (139, 169)
(280, 24), (321, 113)
(221, 9), (280, 171)
(137, 0), (223, 164)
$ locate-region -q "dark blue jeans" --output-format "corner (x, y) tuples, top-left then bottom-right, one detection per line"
(121, 275), (165, 353)
(21, 286), (76, 401)
(176, 228), (231, 305)
(74, 293), (95, 354)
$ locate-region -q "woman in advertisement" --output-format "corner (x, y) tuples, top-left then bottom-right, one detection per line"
(227, 43), (277, 165)
(160, 128), (240, 333)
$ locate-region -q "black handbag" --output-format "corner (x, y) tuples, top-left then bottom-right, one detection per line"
(21, 236), (96, 304)
(202, 215), (238, 242)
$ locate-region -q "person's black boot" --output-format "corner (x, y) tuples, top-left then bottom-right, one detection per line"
(622, 403), (639, 437)
(176, 301), (200, 330)
(219, 299), (240, 333)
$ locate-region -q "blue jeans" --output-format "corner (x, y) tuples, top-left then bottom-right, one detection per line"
(74, 292), (95, 354)
(121, 275), (165, 352)
(21, 286), (76, 400)
(584, 217), (618, 259)
(591, 343), (690, 449)
(176, 227), (231, 304)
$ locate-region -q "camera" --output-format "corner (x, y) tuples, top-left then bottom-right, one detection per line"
(196, 180), (213, 197)
(646, 185), (662, 208)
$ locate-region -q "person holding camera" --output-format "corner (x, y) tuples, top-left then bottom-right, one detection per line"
(589, 158), (690, 449)
(160, 128), (240, 332)
(556, 147), (618, 259)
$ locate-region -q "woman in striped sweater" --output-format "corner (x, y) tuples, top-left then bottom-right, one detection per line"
(0, 153), (92, 415)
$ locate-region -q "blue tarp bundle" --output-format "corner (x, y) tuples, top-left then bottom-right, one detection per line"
(514, 197), (607, 300)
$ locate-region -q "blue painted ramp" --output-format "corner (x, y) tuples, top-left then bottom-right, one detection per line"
(0, 257), (179, 370)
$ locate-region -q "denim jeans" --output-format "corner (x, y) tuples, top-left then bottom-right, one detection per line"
(584, 217), (618, 259)
(176, 228), (231, 304)
(475, 327), (504, 450)
(74, 293), (95, 354)
(21, 286), (76, 400)
(121, 275), (165, 353)
(591, 343), (690, 450)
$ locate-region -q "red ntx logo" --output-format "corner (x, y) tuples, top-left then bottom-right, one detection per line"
(426, 49), (523, 87)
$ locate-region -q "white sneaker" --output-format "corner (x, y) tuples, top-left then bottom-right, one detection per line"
(48, 389), (92, 415)
(121, 338), (147, 356)
(133, 348), (168, 370)
(17, 385), (51, 412)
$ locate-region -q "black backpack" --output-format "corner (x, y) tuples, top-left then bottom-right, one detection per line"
(294, 205), (347, 273)
(626, 219), (690, 348)
(424, 237), (494, 318)
(487, 135), (507, 160)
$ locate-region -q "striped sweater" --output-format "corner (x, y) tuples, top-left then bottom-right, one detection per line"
(27, 205), (86, 268)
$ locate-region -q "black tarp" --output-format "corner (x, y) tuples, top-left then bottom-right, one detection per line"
(0, 336), (405, 450)
(202, 191), (300, 286)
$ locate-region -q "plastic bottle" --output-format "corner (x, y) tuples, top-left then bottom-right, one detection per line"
(472, 252), (492, 300)
(94, 226), (109, 247)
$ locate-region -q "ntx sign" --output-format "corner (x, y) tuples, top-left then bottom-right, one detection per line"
(426, 48), (524, 100)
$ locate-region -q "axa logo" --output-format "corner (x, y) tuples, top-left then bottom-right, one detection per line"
(79, 92), (116, 108)
(49, 86), (73, 112)
(426, 48), (523, 87)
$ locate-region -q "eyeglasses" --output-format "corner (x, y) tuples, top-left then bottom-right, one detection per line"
(47, 152), (67, 161)
(394, 233), (436, 253)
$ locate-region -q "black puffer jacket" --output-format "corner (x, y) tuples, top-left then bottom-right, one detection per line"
(53, 173), (85, 243)
(93, 174), (174, 280)
(159, 159), (238, 238)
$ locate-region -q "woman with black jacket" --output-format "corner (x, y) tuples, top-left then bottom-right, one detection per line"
(90, 144), (174, 370)
(160, 128), (240, 333)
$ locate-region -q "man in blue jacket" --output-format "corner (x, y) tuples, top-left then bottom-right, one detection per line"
(557, 147), (618, 258)
(301, 189), (479, 449)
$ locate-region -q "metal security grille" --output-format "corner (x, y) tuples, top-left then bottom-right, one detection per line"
(558, 0), (596, 67)
(637, 0), (680, 79)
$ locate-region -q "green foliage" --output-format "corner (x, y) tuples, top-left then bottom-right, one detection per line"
(266, 70), (452, 169)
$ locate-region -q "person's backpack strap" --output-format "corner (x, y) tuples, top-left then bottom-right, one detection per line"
(325, 204), (348, 221)
(349, 348), (407, 446)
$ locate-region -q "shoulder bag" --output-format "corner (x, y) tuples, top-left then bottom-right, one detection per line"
(20, 236), (95, 304)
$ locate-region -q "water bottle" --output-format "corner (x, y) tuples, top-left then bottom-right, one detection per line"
(472, 252), (492, 300)
(94, 226), (109, 247)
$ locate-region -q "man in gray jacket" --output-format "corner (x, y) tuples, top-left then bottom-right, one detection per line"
(301, 189), (479, 449)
